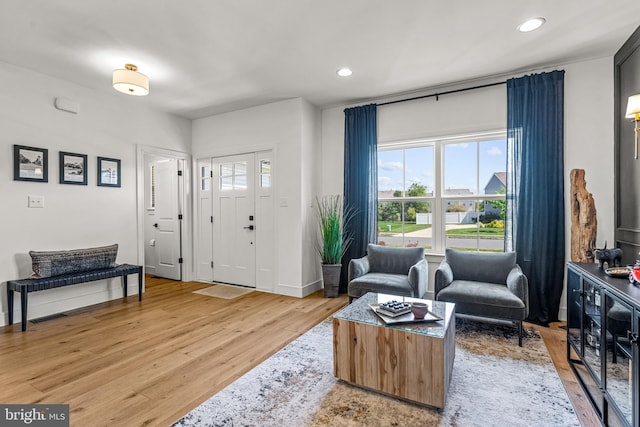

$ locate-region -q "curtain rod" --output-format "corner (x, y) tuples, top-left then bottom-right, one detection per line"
(377, 81), (507, 107)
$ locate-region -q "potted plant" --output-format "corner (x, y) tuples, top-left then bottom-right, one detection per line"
(316, 195), (352, 297)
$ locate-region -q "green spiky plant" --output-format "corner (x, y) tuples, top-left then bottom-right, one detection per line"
(316, 195), (353, 265)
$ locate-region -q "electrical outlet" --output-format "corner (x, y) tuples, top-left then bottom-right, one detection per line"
(28, 195), (44, 208)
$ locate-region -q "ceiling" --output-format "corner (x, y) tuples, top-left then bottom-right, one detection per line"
(1, 1), (639, 119)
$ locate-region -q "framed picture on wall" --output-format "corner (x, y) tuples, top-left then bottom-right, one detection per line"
(97, 157), (121, 187)
(59, 151), (88, 185)
(13, 144), (48, 182)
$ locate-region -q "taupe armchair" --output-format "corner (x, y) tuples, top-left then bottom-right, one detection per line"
(435, 249), (529, 346)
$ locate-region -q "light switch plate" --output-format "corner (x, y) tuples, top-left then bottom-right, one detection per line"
(28, 195), (44, 208)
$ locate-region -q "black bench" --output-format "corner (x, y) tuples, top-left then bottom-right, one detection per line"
(7, 264), (143, 331)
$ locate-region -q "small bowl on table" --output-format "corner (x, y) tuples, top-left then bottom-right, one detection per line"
(411, 302), (429, 319)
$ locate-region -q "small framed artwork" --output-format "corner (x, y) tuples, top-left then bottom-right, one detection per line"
(97, 157), (121, 188)
(59, 151), (88, 185)
(13, 144), (48, 182)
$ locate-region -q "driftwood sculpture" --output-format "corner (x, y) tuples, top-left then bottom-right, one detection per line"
(570, 169), (597, 263)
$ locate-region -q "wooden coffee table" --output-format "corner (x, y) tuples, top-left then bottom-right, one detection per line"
(333, 292), (456, 408)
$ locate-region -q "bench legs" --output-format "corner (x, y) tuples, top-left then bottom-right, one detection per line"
(7, 287), (29, 331)
(7, 286), (13, 325)
(122, 268), (143, 301)
(21, 292), (28, 332)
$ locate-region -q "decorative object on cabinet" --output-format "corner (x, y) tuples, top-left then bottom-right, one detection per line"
(13, 144), (48, 182)
(570, 169), (597, 263)
(593, 242), (623, 269)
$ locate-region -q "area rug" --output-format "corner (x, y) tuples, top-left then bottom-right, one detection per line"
(192, 284), (254, 300)
(172, 317), (578, 427)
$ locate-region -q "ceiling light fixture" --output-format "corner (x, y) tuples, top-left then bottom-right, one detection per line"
(518, 17), (546, 33)
(337, 68), (353, 77)
(112, 63), (149, 96)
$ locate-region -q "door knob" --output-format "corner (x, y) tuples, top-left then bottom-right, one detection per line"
(243, 225), (254, 230)
(153, 223), (159, 228)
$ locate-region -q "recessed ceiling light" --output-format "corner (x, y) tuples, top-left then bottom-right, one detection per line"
(518, 17), (545, 33)
(337, 68), (353, 77)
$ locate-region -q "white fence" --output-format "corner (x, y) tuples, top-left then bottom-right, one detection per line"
(416, 212), (478, 225)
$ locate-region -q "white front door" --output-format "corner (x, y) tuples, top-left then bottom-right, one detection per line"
(196, 158), (214, 282)
(153, 158), (182, 280)
(212, 153), (256, 287)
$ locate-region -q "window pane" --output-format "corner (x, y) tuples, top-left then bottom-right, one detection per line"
(404, 200), (432, 249)
(445, 199), (480, 251)
(378, 149), (404, 198)
(220, 176), (233, 190)
(444, 142), (478, 195)
(201, 166), (210, 191)
(234, 174), (247, 189)
(150, 165), (156, 208)
(234, 161), (247, 175)
(445, 199), (504, 252)
(260, 159), (271, 175)
(404, 146), (434, 196)
(220, 163), (233, 177)
(377, 200), (433, 250)
(377, 200), (403, 247)
(260, 159), (271, 188)
(479, 139), (507, 197)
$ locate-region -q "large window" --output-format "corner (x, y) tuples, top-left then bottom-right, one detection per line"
(377, 133), (507, 253)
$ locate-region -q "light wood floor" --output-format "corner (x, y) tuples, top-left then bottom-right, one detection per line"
(1, 276), (599, 426)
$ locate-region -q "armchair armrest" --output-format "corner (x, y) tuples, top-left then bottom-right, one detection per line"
(434, 260), (454, 298)
(348, 256), (370, 282)
(507, 265), (529, 316)
(408, 258), (428, 298)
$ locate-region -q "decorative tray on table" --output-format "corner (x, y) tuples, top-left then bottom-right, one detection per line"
(604, 266), (630, 278)
(368, 303), (442, 324)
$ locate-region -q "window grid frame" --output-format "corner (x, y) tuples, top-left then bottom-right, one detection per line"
(377, 131), (507, 254)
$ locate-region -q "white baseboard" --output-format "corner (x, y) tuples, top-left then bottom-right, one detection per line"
(273, 279), (323, 298)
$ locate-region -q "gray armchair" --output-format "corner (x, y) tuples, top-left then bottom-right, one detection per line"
(348, 244), (428, 303)
(435, 249), (529, 346)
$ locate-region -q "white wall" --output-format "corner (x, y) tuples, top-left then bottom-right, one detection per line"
(191, 98), (322, 297)
(0, 62), (191, 326)
(301, 99), (322, 290)
(320, 56), (616, 320)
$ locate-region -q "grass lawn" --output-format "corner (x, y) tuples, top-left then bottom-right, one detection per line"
(446, 227), (504, 238)
(378, 222), (503, 239)
(378, 221), (431, 233)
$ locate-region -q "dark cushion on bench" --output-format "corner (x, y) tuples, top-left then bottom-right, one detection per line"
(29, 244), (118, 278)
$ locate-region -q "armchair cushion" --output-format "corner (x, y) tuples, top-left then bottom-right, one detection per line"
(348, 244), (428, 300)
(445, 249), (516, 284)
(367, 244), (424, 275)
(436, 280), (527, 320)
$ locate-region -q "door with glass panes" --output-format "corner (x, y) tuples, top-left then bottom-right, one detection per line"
(196, 151), (273, 289)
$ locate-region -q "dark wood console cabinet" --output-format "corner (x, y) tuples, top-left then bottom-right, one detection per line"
(567, 262), (640, 426)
